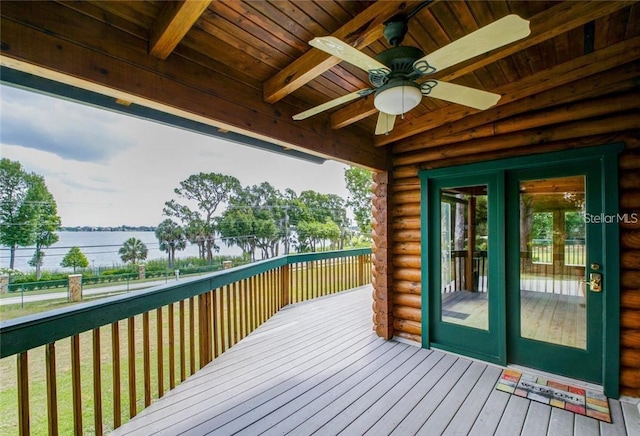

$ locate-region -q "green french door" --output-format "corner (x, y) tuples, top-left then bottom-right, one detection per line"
(421, 146), (621, 396)
(506, 163), (604, 383)
(424, 172), (505, 365)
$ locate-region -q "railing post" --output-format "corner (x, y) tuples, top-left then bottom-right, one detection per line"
(17, 351), (29, 436)
(281, 264), (290, 307)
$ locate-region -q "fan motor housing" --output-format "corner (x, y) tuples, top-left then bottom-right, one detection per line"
(371, 46), (425, 87)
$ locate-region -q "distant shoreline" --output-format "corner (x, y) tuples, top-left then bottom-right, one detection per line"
(60, 226), (157, 232)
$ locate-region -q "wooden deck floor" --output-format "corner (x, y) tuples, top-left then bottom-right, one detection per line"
(112, 286), (639, 436)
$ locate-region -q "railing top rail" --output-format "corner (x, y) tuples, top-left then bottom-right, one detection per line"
(0, 248), (371, 358)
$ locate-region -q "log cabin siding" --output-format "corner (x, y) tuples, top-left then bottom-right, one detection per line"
(373, 83), (640, 395)
(619, 137), (640, 397)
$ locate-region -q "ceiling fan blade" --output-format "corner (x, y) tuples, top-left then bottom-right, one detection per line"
(310, 36), (390, 74)
(292, 90), (371, 120)
(424, 80), (500, 110)
(414, 14), (530, 73)
(375, 112), (397, 136)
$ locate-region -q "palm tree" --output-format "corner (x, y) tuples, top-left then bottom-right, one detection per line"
(155, 219), (186, 269)
(118, 237), (148, 265)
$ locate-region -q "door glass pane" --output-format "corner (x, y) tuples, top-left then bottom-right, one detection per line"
(519, 176), (586, 349)
(440, 185), (488, 330)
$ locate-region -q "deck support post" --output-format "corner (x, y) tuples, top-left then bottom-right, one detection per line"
(372, 171), (394, 339)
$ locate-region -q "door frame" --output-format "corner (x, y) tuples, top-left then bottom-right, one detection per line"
(419, 144), (623, 397)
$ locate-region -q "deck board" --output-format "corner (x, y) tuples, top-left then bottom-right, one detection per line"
(112, 285), (639, 436)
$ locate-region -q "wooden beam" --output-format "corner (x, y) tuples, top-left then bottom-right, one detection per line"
(149, 0), (211, 60)
(393, 112), (639, 166)
(0, 7), (388, 170)
(262, 1), (424, 104)
(393, 62), (640, 153)
(377, 35), (640, 146)
(331, 96), (377, 129)
(332, 0), (635, 131)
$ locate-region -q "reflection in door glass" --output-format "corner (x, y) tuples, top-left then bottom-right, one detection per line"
(440, 185), (488, 330)
(519, 176), (586, 349)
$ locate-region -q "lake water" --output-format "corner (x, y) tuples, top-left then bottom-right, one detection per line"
(0, 231), (243, 272)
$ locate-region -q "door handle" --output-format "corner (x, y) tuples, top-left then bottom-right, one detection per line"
(589, 272), (602, 292)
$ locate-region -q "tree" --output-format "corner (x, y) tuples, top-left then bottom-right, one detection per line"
(344, 166), (373, 236)
(61, 246), (89, 272)
(298, 190), (349, 249)
(0, 159), (34, 269)
(119, 237), (148, 265)
(24, 174), (61, 279)
(164, 173), (240, 261)
(155, 219), (187, 269)
(297, 219), (341, 252)
(219, 182), (285, 260)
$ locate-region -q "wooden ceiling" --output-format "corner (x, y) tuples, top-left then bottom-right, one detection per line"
(1, 1), (638, 171)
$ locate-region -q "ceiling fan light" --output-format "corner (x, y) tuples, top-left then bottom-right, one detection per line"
(374, 84), (422, 115)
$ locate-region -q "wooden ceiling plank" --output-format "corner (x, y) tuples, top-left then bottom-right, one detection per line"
(432, 1), (636, 83)
(376, 34), (640, 146)
(263, 0), (424, 104)
(149, 0), (211, 60)
(87, 0), (160, 29)
(196, 13), (288, 71)
(331, 0), (635, 132)
(393, 61), (640, 154)
(221, 0), (309, 56)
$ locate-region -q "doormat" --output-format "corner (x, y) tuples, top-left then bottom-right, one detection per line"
(495, 369), (611, 423)
(441, 309), (470, 320)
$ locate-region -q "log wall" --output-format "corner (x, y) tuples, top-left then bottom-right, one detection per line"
(373, 76), (640, 395)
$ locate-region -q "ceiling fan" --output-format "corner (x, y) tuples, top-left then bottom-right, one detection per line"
(293, 13), (531, 135)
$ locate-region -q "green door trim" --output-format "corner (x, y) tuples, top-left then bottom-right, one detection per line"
(419, 143), (623, 398)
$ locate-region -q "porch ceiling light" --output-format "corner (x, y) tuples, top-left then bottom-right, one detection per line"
(374, 80), (422, 116)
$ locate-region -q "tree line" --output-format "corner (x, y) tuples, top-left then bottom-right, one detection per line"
(155, 168), (373, 268)
(1, 158), (373, 272)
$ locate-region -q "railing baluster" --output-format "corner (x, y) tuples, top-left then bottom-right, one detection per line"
(233, 281), (240, 345)
(93, 328), (103, 436)
(240, 280), (247, 339)
(179, 300), (186, 382)
(316, 260), (320, 298)
(225, 285), (232, 351)
(262, 273), (268, 322)
(111, 322), (121, 428)
(17, 351), (29, 436)
(127, 317), (136, 418)
(143, 312), (151, 407)
(251, 276), (257, 331)
(45, 343), (58, 436)
(157, 307), (164, 397)
(212, 290), (219, 359)
(189, 297), (195, 375)
(71, 334), (82, 435)
(168, 303), (175, 390)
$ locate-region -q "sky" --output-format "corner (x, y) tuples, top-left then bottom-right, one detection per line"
(0, 84), (352, 227)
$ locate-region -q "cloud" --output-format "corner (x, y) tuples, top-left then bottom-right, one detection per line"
(0, 85), (136, 162)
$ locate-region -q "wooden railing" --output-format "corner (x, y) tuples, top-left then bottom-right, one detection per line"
(442, 250), (488, 293)
(0, 249), (371, 436)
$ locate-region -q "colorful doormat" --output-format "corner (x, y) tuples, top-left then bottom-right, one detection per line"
(495, 369), (611, 423)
